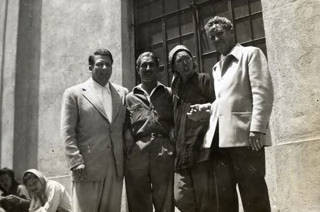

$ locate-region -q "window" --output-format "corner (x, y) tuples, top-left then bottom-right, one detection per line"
(134, 0), (266, 85)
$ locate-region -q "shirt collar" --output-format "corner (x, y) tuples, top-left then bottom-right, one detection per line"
(222, 43), (242, 61)
(133, 81), (165, 95)
(90, 78), (111, 92)
(213, 43), (242, 72)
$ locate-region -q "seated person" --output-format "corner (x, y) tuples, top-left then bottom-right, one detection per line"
(0, 168), (30, 212)
(22, 169), (72, 212)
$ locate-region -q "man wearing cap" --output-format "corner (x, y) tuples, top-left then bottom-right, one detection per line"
(125, 52), (174, 212)
(190, 16), (273, 211)
(169, 45), (216, 212)
(61, 49), (128, 212)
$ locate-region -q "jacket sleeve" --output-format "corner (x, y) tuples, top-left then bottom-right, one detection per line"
(200, 73), (215, 102)
(248, 48), (274, 133)
(60, 88), (84, 170)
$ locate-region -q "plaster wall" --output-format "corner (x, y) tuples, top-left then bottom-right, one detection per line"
(0, 0), (19, 168)
(262, 0), (320, 211)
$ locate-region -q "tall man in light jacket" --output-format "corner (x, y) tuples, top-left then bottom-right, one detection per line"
(61, 49), (128, 212)
(190, 16), (273, 211)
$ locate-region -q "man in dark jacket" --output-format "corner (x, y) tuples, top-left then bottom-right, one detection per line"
(169, 45), (216, 212)
(125, 51), (174, 212)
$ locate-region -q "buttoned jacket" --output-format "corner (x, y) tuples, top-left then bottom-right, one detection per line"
(61, 79), (128, 181)
(204, 44), (273, 148)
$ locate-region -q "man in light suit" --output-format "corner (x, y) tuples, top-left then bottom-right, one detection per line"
(190, 16), (273, 211)
(61, 49), (128, 212)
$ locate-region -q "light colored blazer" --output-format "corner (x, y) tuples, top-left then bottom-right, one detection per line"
(61, 79), (128, 181)
(204, 44), (273, 148)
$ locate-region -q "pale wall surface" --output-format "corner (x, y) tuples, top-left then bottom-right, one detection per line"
(262, 0), (320, 211)
(0, 0), (19, 169)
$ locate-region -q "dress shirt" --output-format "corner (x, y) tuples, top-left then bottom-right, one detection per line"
(90, 78), (112, 122)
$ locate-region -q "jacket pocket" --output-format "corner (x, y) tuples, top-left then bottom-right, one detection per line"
(232, 112), (251, 142)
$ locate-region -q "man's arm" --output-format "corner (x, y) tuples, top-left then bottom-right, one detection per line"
(60, 88), (84, 170)
(248, 48), (274, 150)
(248, 47), (273, 133)
(187, 103), (212, 122)
(187, 73), (215, 122)
(123, 89), (136, 155)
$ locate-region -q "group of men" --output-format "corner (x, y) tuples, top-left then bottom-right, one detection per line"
(61, 16), (273, 212)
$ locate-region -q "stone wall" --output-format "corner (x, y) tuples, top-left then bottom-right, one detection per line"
(262, 0), (320, 211)
(0, 0), (19, 170)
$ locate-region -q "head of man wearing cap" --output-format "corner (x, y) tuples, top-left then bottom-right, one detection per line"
(169, 45), (196, 83)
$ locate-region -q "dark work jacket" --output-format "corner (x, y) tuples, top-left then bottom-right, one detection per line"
(0, 184), (29, 212)
(172, 72), (214, 170)
(126, 83), (174, 141)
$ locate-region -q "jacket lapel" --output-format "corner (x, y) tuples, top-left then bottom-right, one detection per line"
(81, 79), (110, 122)
(213, 64), (221, 81)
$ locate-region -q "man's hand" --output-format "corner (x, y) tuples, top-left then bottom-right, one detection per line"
(249, 131), (265, 151)
(136, 140), (152, 151)
(2, 195), (21, 204)
(72, 164), (86, 179)
(187, 103), (211, 122)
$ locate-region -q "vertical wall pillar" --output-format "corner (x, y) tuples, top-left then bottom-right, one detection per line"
(262, 0), (320, 211)
(13, 0), (42, 179)
(121, 0), (136, 90)
(0, 0), (20, 169)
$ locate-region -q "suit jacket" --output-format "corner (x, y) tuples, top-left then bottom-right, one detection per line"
(61, 79), (128, 181)
(204, 44), (273, 148)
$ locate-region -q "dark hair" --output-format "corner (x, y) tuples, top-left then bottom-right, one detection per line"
(136, 51), (160, 71)
(204, 16), (233, 32)
(0, 168), (19, 195)
(88, 49), (113, 70)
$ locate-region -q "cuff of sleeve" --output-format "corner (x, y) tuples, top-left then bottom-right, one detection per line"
(250, 121), (268, 134)
(68, 156), (84, 171)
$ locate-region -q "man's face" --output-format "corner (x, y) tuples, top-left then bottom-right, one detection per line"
(91, 55), (112, 86)
(207, 24), (234, 55)
(25, 175), (42, 194)
(173, 51), (194, 81)
(0, 174), (12, 192)
(138, 56), (159, 84)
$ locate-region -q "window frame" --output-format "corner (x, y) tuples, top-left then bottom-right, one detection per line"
(134, 0), (266, 85)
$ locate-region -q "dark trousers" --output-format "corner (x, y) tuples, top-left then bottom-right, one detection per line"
(125, 137), (174, 212)
(212, 147), (271, 212)
(174, 161), (217, 212)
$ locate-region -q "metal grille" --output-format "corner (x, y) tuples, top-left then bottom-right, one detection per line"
(134, 0), (266, 85)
